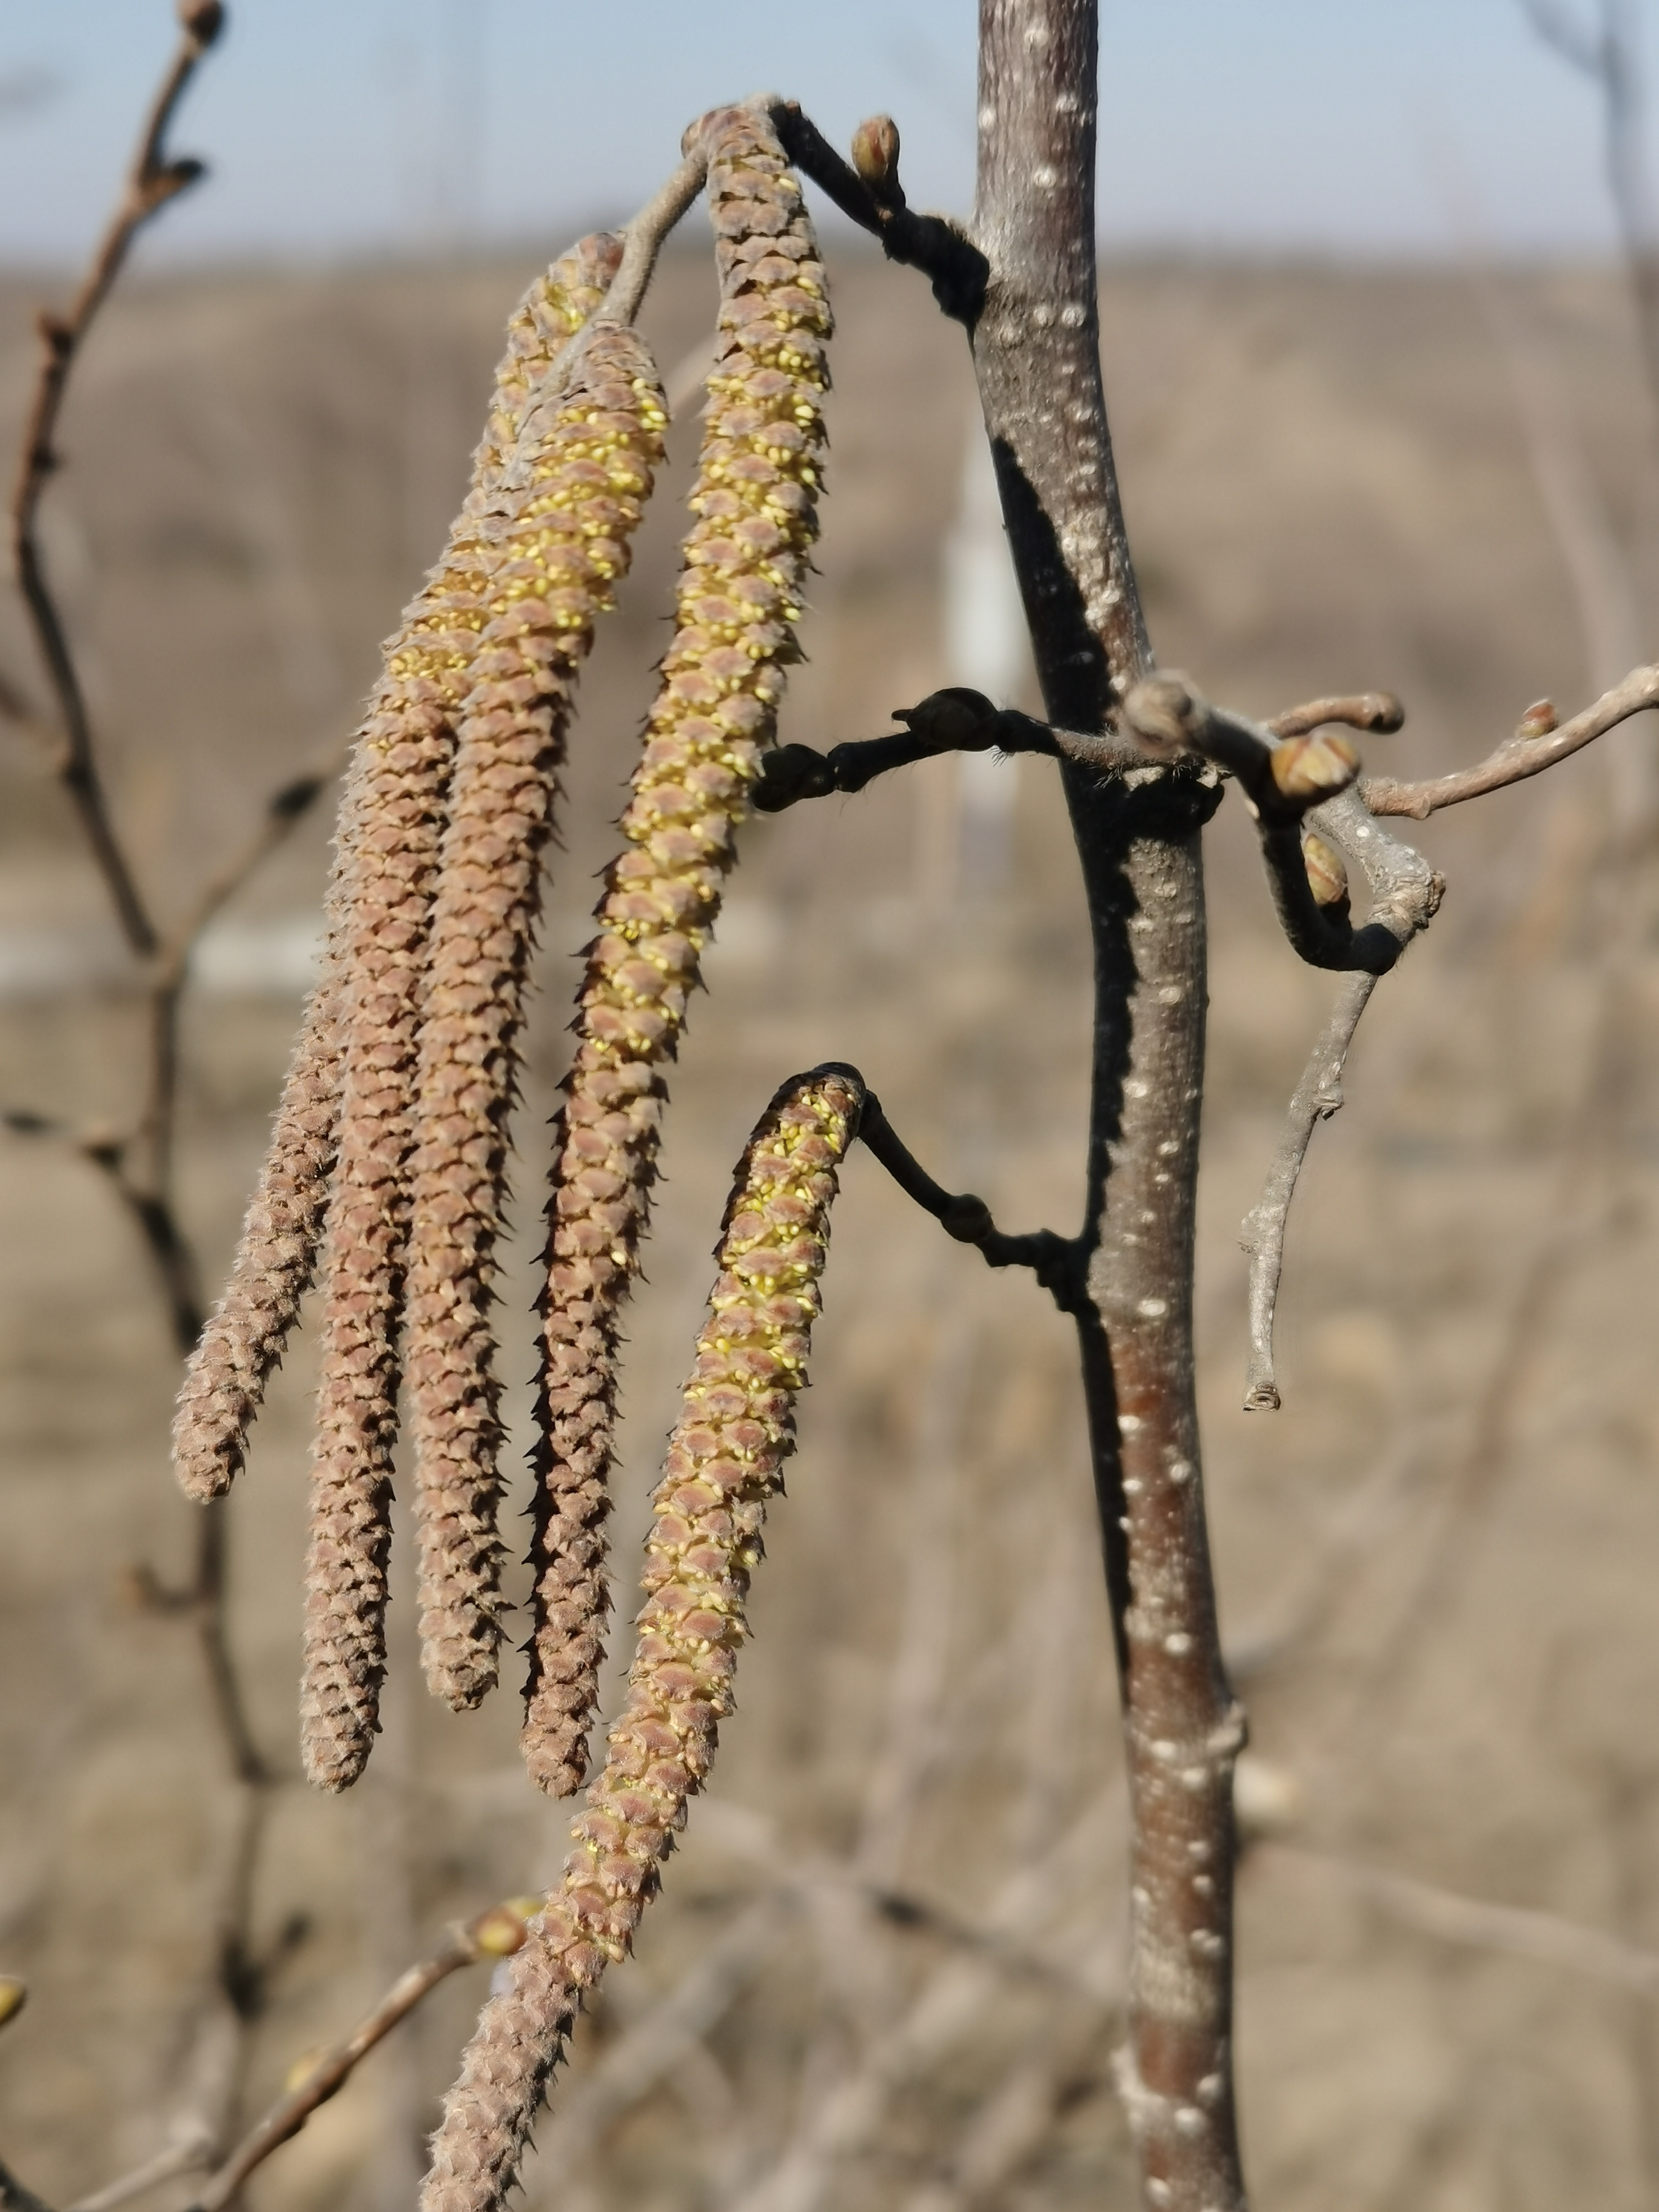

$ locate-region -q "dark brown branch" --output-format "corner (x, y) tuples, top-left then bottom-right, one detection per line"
(186, 1902), (535, 2212)
(0, 2159), (55, 2212)
(1123, 672), (1412, 973)
(1362, 663), (1659, 818)
(751, 688), (1134, 813)
(856, 1091), (1082, 1310)
(9, 0), (224, 959)
(769, 102), (987, 323)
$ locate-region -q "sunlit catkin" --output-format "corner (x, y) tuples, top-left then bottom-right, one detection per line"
(300, 238), (626, 1793)
(404, 330), (667, 1712)
(525, 110), (832, 1797)
(172, 230), (623, 1511)
(422, 1067), (863, 2212)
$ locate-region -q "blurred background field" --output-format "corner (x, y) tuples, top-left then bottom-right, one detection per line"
(1, 212), (1659, 2211)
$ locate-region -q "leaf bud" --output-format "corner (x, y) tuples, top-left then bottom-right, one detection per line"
(178, 0), (225, 44)
(1301, 831), (1349, 908)
(1269, 730), (1359, 803)
(471, 1903), (535, 1957)
(851, 115), (902, 194)
(893, 686), (997, 752)
(1518, 699), (1558, 739)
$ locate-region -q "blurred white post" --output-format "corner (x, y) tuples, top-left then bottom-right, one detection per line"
(936, 420), (1031, 900)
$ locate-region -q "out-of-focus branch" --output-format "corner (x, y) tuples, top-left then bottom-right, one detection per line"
(184, 1903), (535, 2212)
(0, 2159), (55, 2212)
(1271, 1843), (1659, 1994)
(1520, 0), (1659, 415)
(1363, 665), (1659, 818)
(9, 0), (224, 959)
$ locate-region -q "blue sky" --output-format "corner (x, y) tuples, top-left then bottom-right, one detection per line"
(0, 1), (1651, 267)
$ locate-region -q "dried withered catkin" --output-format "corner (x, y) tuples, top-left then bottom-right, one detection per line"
(299, 240), (628, 1794)
(524, 109), (832, 1798)
(404, 330), (668, 1714)
(170, 230), (623, 1508)
(421, 1067), (864, 2212)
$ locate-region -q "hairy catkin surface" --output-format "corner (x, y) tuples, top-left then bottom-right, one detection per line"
(298, 238), (626, 1793)
(421, 1068), (863, 2212)
(524, 111), (832, 1798)
(405, 331), (667, 1711)
(172, 231), (623, 1510)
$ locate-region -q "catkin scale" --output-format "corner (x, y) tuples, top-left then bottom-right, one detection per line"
(421, 1068), (863, 2212)
(524, 111), (832, 1798)
(171, 232), (623, 1511)
(404, 332), (668, 1713)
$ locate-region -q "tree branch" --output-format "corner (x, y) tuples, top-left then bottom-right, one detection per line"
(1237, 785), (1442, 1410)
(186, 1902), (535, 2212)
(856, 1091), (1082, 1309)
(769, 102), (988, 323)
(1362, 663), (1659, 817)
(9, 0), (224, 959)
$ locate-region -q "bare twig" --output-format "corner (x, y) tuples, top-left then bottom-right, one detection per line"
(1238, 974), (1378, 1412)
(1235, 785), (1441, 1410)
(856, 1093), (1081, 1307)
(1363, 665), (1659, 818)
(1270, 1843), (1659, 1995)
(9, 0), (224, 957)
(1520, 0), (1659, 415)
(543, 145), (709, 395)
(187, 1903), (533, 2212)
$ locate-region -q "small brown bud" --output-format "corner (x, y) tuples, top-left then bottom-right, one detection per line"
(0, 1977), (25, 2031)
(471, 1905), (532, 1958)
(1270, 730), (1359, 802)
(893, 687), (997, 752)
(178, 0), (225, 42)
(1122, 673), (1198, 751)
(283, 2047), (325, 2095)
(851, 115), (902, 193)
(942, 1193), (993, 1243)
(1518, 699), (1558, 739)
(1233, 1752), (1303, 1842)
(1301, 831), (1349, 908)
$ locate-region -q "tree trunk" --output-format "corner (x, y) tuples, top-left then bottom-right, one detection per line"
(967, 5), (1248, 2205)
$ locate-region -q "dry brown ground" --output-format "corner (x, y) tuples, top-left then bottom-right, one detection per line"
(0, 242), (1657, 2212)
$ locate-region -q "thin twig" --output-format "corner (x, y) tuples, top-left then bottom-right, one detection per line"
(1363, 664), (1659, 818)
(1238, 974), (1377, 1412)
(1270, 1843), (1659, 1995)
(186, 1903), (532, 2212)
(856, 1091), (1081, 1308)
(541, 146), (709, 398)
(9, 0), (224, 958)
(1234, 784), (1441, 1409)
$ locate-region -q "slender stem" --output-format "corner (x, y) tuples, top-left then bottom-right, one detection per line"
(1362, 663), (1659, 819)
(9, 4), (222, 958)
(968, 5), (1244, 2204)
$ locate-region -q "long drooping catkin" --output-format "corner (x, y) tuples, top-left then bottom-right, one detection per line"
(524, 110), (832, 1798)
(404, 330), (668, 1712)
(172, 232), (623, 1509)
(422, 1067), (864, 2212)
(299, 239), (626, 1794)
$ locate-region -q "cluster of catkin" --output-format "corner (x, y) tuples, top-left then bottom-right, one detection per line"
(526, 107), (833, 1797)
(172, 235), (668, 1788)
(422, 1067), (865, 2212)
(172, 105), (836, 1803)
